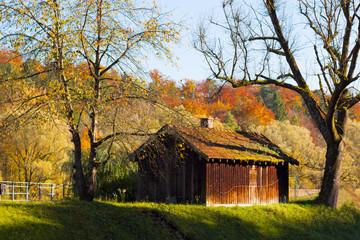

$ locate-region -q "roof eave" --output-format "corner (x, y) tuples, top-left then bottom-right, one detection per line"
(128, 124), (211, 161)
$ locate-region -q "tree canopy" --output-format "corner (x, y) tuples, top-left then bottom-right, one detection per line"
(0, 0), (181, 200)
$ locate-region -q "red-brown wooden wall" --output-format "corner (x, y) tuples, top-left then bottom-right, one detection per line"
(205, 162), (289, 205)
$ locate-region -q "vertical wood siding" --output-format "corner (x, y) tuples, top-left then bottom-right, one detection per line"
(138, 154), (289, 205)
(206, 162), (287, 205)
(137, 151), (208, 204)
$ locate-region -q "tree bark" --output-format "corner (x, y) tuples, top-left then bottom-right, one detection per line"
(317, 140), (344, 208)
(317, 105), (348, 208)
(87, 142), (98, 201)
(71, 131), (89, 201)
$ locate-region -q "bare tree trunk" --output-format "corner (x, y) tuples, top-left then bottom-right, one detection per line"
(317, 140), (344, 208)
(87, 164), (97, 201)
(317, 107), (348, 208)
(87, 142), (98, 201)
(71, 131), (89, 201)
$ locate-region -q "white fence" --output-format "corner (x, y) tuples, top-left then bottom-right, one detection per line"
(0, 181), (75, 201)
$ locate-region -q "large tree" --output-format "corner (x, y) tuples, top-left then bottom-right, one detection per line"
(0, 0), (180, 200)
(196, 0), (360, 208)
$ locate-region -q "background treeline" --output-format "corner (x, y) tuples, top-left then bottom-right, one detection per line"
(1, 48), (359, 201)
(148, 69), (360, 191)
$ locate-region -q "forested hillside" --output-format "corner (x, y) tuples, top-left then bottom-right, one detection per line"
(1, 48), (360, 200)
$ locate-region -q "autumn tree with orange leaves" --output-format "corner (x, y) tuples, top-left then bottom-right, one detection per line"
(149, 70), (275, 128)
(0, 0), (180, 201)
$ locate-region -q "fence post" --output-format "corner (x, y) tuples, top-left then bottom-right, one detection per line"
(38, 183), (41, 201)
(63, 184), (65, 199)
(26, 182), (29, 201)
(51, 184), (54, 201)
(12, 182), (14, 201)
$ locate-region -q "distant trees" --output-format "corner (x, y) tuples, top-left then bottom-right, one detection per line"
(251, 121), (326, 189)
(258, 86), (288, 121)
(253, 119), (360, 189)
(223, 111), (239, 130)
(195, 0), (360, 208)
(149, 70), (276, 128)
(342, 120), (360, 187)
(0, 121), (70, 183)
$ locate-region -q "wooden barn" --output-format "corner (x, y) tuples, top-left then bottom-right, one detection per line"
(130, 118), (299, 206)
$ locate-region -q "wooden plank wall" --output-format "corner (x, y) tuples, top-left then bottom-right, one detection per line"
(206, 162), (285, 205)
(138, 155), (288, 205)
(137, 151), (207, 204)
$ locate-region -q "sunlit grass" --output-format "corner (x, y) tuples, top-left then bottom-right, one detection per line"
(0, 201), (175, 240)
(148, 201), (360, 240)
(1, 200), (359, 240)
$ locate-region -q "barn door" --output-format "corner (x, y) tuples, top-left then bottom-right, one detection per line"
(249, 165), (257, 204)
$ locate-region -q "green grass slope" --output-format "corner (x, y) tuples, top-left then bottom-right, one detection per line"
(153, 201), (360, 240)
(0, 201), (175, 240)
(0, 201), (359, 240)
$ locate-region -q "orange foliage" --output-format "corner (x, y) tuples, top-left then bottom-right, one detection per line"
(207, 100), (232, 120)
(80, 130), (91, 150)
(182, 99), (209, 116)
(350, 103), (360, 122)
(150, 69), (181, 107)
(149, 70), (277, 127)
(233, 95), (275, 126)
(277, 87), (303, 111)
(0, 47), (24, 67)
(180, 79), (197, 100)
(212, 85), (274, 125)
(148, 70), (360, 130)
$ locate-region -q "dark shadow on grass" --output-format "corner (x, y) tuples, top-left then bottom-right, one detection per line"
(1, 201), (360, 240)
(150, 205), (265, 240)
(0, 201), (175, 240)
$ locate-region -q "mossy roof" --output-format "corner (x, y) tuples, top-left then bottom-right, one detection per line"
(130, 124), (299, 165)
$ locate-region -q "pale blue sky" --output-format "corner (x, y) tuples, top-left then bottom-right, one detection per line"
(151, 1), (322, 90)
(150, 0), (222, 83)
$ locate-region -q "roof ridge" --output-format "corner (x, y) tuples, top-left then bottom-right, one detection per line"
(194, 127), (237, 133)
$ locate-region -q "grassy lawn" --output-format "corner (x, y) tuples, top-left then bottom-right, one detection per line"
(0, 200), (359, 240)
(0, 201), (175, 240)
(151, 201), (360, 240)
